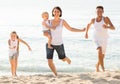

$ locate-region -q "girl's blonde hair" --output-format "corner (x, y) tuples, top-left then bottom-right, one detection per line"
(41, 12), (49, 18)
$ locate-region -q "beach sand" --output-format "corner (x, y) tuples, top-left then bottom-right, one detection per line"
(0, 71), (120, 84)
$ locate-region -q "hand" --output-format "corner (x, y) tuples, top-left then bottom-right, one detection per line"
(85, 33), (88, 39)
(9, 46), (16, 49)
(42, 21), (46, 25)
(83, 28), (86, 31)
(103, 24), (108, 29)
(51, 26), (56, 30)
(13, 46), (16, 49)
(42, 21), (48, 28)
(28, 46), (32, 51)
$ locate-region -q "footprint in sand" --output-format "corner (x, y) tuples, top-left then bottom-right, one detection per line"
(64, 79), (70, 82)
(109, 80), (120, 84)
(113, 75), (120, 79)
(0, 80), (10, 83)
(50, 78), (56, 82)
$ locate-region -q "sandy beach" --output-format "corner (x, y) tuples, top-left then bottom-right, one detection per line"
(0, 71), (120, 84)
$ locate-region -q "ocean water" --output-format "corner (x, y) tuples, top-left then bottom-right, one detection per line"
(0, 0), (120, 75)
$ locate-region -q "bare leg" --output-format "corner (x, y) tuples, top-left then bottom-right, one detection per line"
(12, 59), (16, 76)
(14, 57), (18, 76)
(44, 32), (53, 49)
(48, 59), (57, 76)
(10, 60), (14, 76)
(97, 47), (105, 72)
(62, 57), (71, 64)
(96, 62), (100, 72)
(10, 59), (16, 77)
(47, 34), (53, 49)
(101, 54), (105, 71)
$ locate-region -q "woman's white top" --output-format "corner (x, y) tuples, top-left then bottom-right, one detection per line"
(51, 19), (63, 45)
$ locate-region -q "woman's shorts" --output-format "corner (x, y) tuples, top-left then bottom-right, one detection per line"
(46, 44), (66, 59)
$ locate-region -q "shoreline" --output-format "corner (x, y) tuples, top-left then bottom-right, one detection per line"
(0, 71), (120, 84)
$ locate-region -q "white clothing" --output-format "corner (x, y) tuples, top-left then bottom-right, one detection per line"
(94, 38), (108, 54)
(9, 39), (18, 56)
(51, 19), (63, 45)
(93, 17), (108, 54)
(42, 20), (50, 31)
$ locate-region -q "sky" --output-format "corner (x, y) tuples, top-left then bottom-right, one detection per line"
(0, 0), (120, 26)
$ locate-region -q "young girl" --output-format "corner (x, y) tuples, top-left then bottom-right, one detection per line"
(8, 31), (32, 77)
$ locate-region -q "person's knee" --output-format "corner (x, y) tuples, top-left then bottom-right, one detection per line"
(48, 59), (53, 65)
(61, 57), (66, 61)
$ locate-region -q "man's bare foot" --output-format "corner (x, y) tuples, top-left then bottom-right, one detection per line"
(96, 64), (99, 72)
